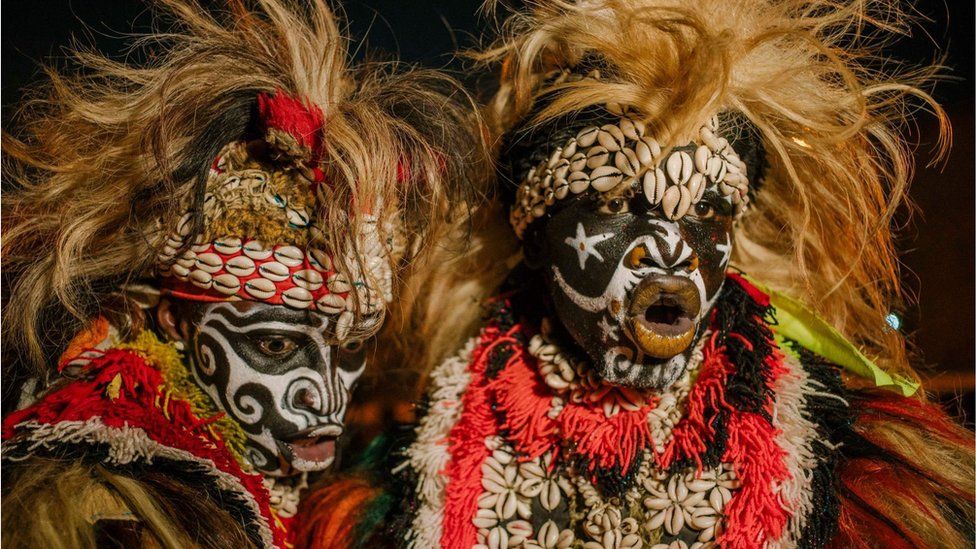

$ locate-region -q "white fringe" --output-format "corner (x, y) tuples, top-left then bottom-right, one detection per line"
(766, 352), (825, 548)
(402, 336), (479, 549)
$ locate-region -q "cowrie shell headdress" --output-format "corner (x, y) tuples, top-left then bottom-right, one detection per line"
(156, 91), (395, 326)
(509, 111), (751, 239)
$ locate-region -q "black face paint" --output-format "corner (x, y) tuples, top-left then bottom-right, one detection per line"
(531, 146), (736, 389)
(185, 301), (374, 476)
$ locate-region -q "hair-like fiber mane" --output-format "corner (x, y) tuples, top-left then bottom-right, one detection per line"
(2, 0), (491, 378)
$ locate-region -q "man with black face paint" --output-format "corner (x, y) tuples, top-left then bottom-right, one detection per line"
(320, 1), (973, 548)
(0, 1), (489, 547)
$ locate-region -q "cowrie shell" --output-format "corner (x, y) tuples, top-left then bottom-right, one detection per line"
(576, 126), (600, 147)
(620, 118), (641, 140)
(176, 213), (194, 236)
(327, 273), (352, 293)
(695, 145), (711, 172)
(213, 237), (243, 255)
(274, 245), (305, 267)
(540, 520), (559, 548)
(666, 151), (693, 185)
(286, 208), (310, 228)
(561, 139), (578, 158)
(596, 124), (623, 152)
(189, 269), (213, 289)
(243, 240), (273, 260)
(635, 139), (654, 167)
(590, 166), (624, 192)
(707, 155), (727, 182)
(615, 148), (639, 177)
(569, 152), (587, 171)
(553, 179), (570, 200)
(258, 261), (290, 282)
(661, 185), (682, 219)
(165, 235), (184, 249)
(547, 147), (563, 169)
(244, 278), (276, 300)
(700, 126), (723, 152)
(190, 240), (212, 253)
(225, 255), (256, 277)
(292, 269), (324, 291)
(195, 253), (224, 273)
(316, 294), (346, 314)
(170, 263), (190, 279)
(309, 249), (333, 272)
(487, 526), (508, 549)
(176, 252), (196, 269)
(212, 273), (241, 295)
(568, 171), (590, 194)
(335, 311), (354, 340)
(266, 193), (288, 208)
(541, 480), (562, 511)
(597, 125), (624, 151)
(688, 172), (706, 202)
(281, 287), (313, 309)
(585, 146), (610, 169)
(473, 508), (498, 529)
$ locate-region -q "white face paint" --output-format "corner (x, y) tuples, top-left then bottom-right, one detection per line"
(187, 302), (369, 476)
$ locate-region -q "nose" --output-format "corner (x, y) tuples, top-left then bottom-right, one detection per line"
(625, 242), (699, 272)
(292, 388), (320, 413)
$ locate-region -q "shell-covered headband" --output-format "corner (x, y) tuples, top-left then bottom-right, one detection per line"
(505, 73), (765, 239)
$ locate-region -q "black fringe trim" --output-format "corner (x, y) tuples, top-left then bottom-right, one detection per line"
(789, 342), (849, 549)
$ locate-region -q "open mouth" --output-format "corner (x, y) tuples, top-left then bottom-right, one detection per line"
(276, 425), (342, 472)
(625, 275), (701, 359)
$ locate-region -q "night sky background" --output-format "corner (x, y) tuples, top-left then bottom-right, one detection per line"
(3, 1), (973, 427)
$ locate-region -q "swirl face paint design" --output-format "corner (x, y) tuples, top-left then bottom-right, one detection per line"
(187, 302), (371, 476)
(532, 145), (737, 389)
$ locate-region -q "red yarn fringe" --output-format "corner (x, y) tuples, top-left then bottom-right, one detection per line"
(2, 348), (286, 547)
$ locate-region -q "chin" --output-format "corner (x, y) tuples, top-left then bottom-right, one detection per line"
(593, 345), (691, 390)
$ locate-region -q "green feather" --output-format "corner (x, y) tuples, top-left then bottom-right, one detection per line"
(743, 275), (919, 396)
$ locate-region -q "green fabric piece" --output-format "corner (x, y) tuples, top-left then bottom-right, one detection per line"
(744, 275), (919, 396)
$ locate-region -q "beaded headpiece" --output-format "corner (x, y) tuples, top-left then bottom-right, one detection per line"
(156, 91), (396, 331)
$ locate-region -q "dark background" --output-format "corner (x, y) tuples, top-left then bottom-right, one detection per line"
(3, 1), (973, 426)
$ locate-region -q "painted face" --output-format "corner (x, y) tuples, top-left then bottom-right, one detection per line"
(529, 144), (737, 389)
(184, 301), (376, 476)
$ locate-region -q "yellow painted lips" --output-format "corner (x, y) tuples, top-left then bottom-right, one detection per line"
(624, 275), (701, 359)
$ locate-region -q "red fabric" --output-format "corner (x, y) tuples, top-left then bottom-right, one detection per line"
(2, 348), (287, 548)
(258, 89), (325, 161)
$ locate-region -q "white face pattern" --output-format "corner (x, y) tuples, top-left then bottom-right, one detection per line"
(187, 302), (373, 476)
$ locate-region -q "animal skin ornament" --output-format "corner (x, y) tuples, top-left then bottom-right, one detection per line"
(0, 1), (488, 547)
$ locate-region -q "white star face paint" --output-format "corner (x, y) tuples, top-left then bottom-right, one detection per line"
(564, 223), (615, 270)
(185, 301), (372, 476)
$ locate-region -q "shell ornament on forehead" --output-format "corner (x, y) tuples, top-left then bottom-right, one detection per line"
(510, 111), (750, 238)
(157, 91), (396, 337)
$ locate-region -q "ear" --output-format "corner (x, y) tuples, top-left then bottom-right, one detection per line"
(156, 298), (190, 344)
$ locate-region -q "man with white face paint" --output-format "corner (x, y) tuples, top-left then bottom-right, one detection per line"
(0, 1), (489, 546)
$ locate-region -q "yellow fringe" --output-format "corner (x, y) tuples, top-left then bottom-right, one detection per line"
(117, 331), (252, 471)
